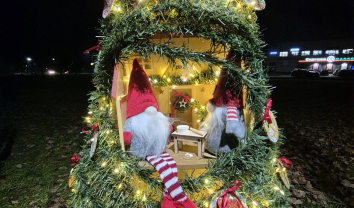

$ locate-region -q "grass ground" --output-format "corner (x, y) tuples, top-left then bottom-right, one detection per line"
(0, 75), (353, 207)
(0, 75), (94, 208)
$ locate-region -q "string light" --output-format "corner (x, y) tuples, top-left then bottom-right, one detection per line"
(137, 190), (141, 195)
(167, 78), (171, 82)
(204, 179), (209, 184)
(204, 202), (209, 207)
(114, 168), (119, 173)
(101, 162), (107, 167)
(88, 111), (93, 114)
(118, 184), (122, 189)
(142, 194), (146, 201)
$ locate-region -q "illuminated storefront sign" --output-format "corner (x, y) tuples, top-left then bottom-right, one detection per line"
(300, 56), (354, 63)
(327, 56), (335, 62)
(305, 58), (326, 61)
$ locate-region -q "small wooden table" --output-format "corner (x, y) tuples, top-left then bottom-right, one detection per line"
(171, 130), (207, 158)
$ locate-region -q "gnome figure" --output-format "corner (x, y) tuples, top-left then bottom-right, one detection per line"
(201, 52), (246, 154)
(123, 59), (197, 208)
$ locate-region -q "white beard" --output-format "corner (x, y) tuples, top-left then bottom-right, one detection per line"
(201, 103), (233, 154)
(130, 112), (171, 159)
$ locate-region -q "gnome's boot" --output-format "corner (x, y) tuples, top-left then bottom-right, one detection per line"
(147, 153), (197, 208)
(161, 189), (175, 208)
(225, 106), (245, 139)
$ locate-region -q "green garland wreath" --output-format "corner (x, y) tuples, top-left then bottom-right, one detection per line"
(68, 0), (289, 207)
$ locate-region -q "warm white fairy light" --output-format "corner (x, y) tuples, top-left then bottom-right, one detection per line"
(90, 138), (95, 142)
(195, 108), (198, 112)
(137, 190), (141, 195)
(142, 194), (146, 201)
(172, 85), (176, 89)
(280, 190), (285, 195)
(204, 179), (209, 184)
(101, 161), (107, 167)
(106, 130), (110, 134)
(197, 119), (201, 123)
(114, 6), (121, 12)
(204, 202), (209, 207)
(114, 168), (119, 173)
(252, 201), (258, 206)
(274, 186), (279, 190)
(118, 184), (122, 189)
(154, 79), (158, 83)
(167, 78), (171, 82)
(88, 111), (93, 114)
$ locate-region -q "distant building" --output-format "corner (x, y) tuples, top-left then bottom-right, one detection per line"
(265, 39), (354, 73)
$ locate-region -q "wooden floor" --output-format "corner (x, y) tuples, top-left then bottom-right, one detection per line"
(138, 141), (214, 170)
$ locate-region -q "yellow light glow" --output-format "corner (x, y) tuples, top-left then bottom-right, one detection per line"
(86, 117), (90, 120)
(215, 71), (220, 76)
(143, 195), (146, 201)
(237, 3), (241, 8)
(272, 158), (277, 163)
(280, 190), (285, 195)
(88, 111), (93, 114)
(103, 97), (106, 101)
(282, 167), (286, 172)
(183, 79), (187, 82)
(106, 130), (110, 134)
(154, 79), (158, 83)
(114, 6), (121, 12)
(101, 162), (107, 167)
(172, 86), (176, 89)
(114, 168), (119, 173)
(204, 202), (209, 207)
(71, 188), (76, 193)
(90, 138), (94, 142)
(195, 108), (198, 112)
(100, 107), (103, 110)
(163, 75), (166, 78)
(251, 1), (256, 5)
(191, 98), (195, 102)
(204, 179), (209, 184)
(253, 201), (258, 206)
(190, 73), (194, 77)
(275, 168), (279, 172)
(264, 201), (270, 207)
(197, 120), (201, 123)
(167, 78), (171, 82)
(118, 184), (122, 189)
(248, 15), (252, 19)
(274, 186), (279, 190)
(137, 190), (141, 195)
(201, 106), (205, 109)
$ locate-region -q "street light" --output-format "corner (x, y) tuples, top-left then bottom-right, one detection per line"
(26, 57), (32, 74)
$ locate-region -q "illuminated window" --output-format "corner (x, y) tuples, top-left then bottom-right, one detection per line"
(341, 63), (348, 70)
(313, 63), (319, 70)
(290, 48), (299, 56)
(342, 49), (353, 54)
(301, 51), (310, 56)
(279, 52), (288, 57)
(313, 50), (322, 56)
(327, 64), (333, 70)
(325, 50), (339, 55)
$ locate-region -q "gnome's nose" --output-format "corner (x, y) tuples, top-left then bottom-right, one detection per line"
(144, 106), (158, 116)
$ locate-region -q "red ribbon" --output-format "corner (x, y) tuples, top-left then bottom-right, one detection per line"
(278, 158), (293, 168)
(81, 124), (99, 135)
(217, 181), (244, 208)
(71, 154), (81, 167)
(259, 99), (273, 124)
(83, 40), (101, 54)
(171, 90), (191, 117)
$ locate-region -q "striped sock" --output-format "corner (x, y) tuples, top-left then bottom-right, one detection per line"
(227, 106), (238, 121)
(160, 152), (178, 177)
(146, 155), (187, 202)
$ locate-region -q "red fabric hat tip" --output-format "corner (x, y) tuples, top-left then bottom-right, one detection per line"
(126, 59), (160, 119)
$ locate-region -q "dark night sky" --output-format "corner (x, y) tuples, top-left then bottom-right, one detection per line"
(0, 0), (353, 69)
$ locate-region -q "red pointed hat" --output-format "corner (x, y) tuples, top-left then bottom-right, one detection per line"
(126, 59), (160, 119)
(209, 51), (243, 108)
